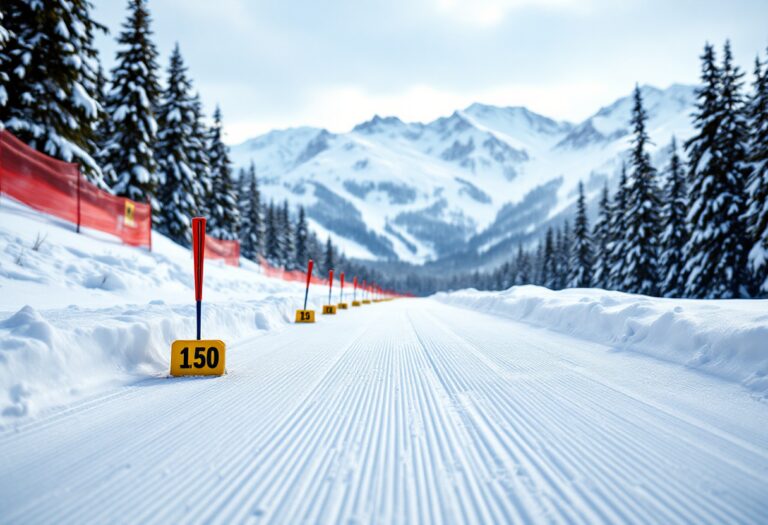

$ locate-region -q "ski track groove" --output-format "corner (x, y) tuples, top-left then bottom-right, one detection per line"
(0, 299), (767, 524)
(410, 304), (768, 524)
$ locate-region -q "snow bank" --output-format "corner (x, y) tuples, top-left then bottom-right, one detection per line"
(0, 199), (322, 424)
(0, 298), (299, 420)
(435, 286), (768, 394)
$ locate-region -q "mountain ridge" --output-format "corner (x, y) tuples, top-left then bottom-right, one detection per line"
(230, 83), (697, 269)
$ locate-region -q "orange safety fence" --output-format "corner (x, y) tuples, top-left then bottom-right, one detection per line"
(259, 257), (328, 285)
(258, 257), (413, 297)
(205, 236), (240, 267)
(0, 130), (151, 248)
(0, 130), (241, 266)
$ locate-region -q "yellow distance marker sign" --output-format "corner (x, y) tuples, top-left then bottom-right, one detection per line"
(124, 200), (136, 227)
(362, 299), (372, 304)
(170, 340), (226, 376)
(296, 309), (315, 323)
(338, 302), (348, 309)
(322, 305), (337, 315)
(352, 301), (361, 307)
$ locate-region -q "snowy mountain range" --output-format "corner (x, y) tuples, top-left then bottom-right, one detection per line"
(230, 84), (697, 268)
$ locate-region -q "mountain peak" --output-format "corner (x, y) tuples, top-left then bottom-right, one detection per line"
(352, 114), (408, 134)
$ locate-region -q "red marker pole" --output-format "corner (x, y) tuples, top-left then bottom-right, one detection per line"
(353, 276), (358, 302)
(192, 217), (206, 340)
(328, 269), (334, 305)
(303, 259), (314, 310)
(340, 272), (345, 303)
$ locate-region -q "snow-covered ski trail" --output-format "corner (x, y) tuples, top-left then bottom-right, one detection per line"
(1, 299), (767, 524)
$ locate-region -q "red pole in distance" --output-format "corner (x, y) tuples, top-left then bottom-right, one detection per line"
(192, 217), (206, 340)
(303, 259), (314, 310)
(353, 276), (358, 301)
(340, 272), (345, 303)
(328, 269), (334, 305)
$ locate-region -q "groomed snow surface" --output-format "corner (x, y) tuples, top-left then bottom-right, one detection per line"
(1, 198), (768, 524)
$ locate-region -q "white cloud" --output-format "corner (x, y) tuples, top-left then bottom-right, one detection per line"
(433, 0), (590, 26)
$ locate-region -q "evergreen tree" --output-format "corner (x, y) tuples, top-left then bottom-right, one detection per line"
(264, 201), (281, 265)
(569, 182), (594, 288)
(542, 227), (557, 289)
(618, 86), (661, 295)
(515, 244), (531, 285)
(295, 206), (309, 268)
(0, 11), (10, 111)
(155, 45), (203, 246)
(683, 42), (751, 298)
(93, 63), (113, 180)
(592, 182), (612, 289)
(207, 106), (240, 240)
(556, 221), (572, 289)
(608, 163), (629, 290)
(307, 231), (322, 272)
(323, 237), (336, 274)
(659, 138), (689, 297)
(745, 49), (768, 295)
(0, 0), (106, 182)
(280, 200), (294, 268)
(102, 0), (161, 202)
(188, 93), (211, 214)
(533, 240), (545, 286)
(239, 163), (262, 260)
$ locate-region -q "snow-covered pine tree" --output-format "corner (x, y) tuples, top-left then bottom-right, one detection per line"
(207, 106), (240, 240)
(659, 137), (688, 297)
(307, 231), (322, 272)
(323, 237), (335, 275)
(188, 92), (211, 215)
(683, 41), (752, 298)
(0, 11), (10, 111)
(264, 201), (281, 266)
(533, 240), (544, 286)
(592, 182), (612, 289)
(515, 244), (531, 285)
(0, 0), (106, 183)
(93, 63), (114, 181)
(239, 163), (262, 261)
(102, 0), (160, 202)
(280, 200), (295, 269)
(295, 206), (309, 268)
(542, 227), (556, 289)
(557, 221), (572, 289)
(569, 182), (594, 288)
(617, 85), (661, 296)
(608, 163), (629, 290)
(745, 49), (768, 295)
(155, 45), (203, 246)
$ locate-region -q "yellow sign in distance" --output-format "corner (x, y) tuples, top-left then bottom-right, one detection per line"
(170, 340), (225, 376)
(338, 302), (348, 309)
(295, 309), (315, 323)
(124, 200), (136, 227)
(362, 299), (372, 304)
(351, 301), (361, 307)
(322, 305), (337, 315)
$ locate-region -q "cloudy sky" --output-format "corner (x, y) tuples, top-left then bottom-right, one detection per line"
(93, 0), (768, 144)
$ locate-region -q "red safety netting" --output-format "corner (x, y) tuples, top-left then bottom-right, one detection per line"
(205, 236), (240, 267)
(0, 130), (151, 248)
(257, 257), (413, 297)
(259, 257), (327, 285)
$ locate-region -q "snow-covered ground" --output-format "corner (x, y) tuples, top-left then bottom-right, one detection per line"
(0, 198), (325, 422)
(2, 198), (768, 523)
(436, 286), (768, 396)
